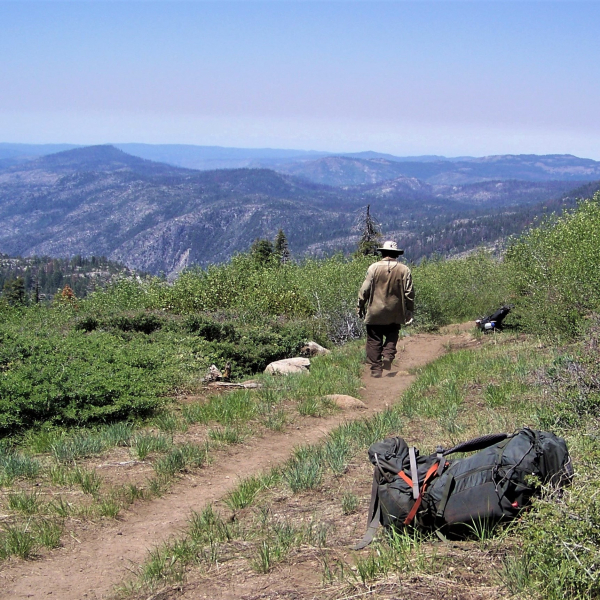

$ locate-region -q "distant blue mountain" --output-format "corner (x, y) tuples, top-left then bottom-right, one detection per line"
(2, 142), (599, 186)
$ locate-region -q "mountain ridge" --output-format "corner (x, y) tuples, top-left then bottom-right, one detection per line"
(0, 145), (594, 275)
(3, 143), (600, 186)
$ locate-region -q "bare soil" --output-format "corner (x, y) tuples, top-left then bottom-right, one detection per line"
(0, 323), (480, 600)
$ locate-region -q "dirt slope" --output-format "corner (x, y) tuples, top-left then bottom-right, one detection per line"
(0, 324), (475, 600)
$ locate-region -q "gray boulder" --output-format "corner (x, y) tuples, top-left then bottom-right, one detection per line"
(264, 357), (311, 375)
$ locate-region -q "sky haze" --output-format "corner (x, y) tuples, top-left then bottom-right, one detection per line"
(1, 1), (599, 157)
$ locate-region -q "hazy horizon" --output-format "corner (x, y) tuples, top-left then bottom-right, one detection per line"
(2, 140), (600, 163)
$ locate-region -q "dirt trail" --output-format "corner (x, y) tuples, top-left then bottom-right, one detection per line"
(0, 324), (475, 600)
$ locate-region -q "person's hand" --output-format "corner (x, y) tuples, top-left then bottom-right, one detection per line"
(405, 310), (414, 325)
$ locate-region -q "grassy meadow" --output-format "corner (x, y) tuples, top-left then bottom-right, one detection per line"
(0, 193), (599, 598)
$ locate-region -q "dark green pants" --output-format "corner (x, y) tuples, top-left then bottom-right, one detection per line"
(366, 324), (400, 372)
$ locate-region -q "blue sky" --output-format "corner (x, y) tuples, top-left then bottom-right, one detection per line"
(1, 1), (599, 157)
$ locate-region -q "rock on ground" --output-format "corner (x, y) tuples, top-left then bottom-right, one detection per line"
(301, 341), (331, 356)
(264, 357), (310, 375)
(323, 394), (367, 409)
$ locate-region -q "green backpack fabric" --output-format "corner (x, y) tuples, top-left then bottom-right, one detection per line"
(355, 428), (573, 549)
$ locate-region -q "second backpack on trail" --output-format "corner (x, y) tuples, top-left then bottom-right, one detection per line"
(355, 428), (573, 549)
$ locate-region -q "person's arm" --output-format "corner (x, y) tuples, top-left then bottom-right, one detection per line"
(357, 268), (373, 318)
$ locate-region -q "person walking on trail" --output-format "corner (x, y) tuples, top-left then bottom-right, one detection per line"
(357, 241), (414, 378)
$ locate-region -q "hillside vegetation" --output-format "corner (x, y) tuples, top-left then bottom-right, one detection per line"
(119, 192), (600, 600)
(0, 192), (599, 598)
(1, 193), (599, 436)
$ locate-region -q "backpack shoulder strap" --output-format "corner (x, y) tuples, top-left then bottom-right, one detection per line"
(408, 447), (420, 499)
(443, 433), (509, 456)
(353, 467), (381, 550)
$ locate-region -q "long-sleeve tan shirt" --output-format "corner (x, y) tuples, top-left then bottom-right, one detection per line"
(357, 259), (414, 325)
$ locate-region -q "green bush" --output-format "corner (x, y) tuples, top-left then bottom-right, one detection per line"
(505, 478), (600, 599)
(413, 250), (512, 329)
(506, 194), (600, 337)
(0, 328), (177, 433)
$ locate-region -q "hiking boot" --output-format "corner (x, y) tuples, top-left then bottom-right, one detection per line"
(370, 370), (382, 378)
(382, 358), (393, 371)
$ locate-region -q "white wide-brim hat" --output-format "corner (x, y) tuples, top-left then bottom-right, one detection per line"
(376, 240), (404, 255)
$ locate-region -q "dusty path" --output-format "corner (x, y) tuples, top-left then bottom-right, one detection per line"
(0, 324), (475, 600)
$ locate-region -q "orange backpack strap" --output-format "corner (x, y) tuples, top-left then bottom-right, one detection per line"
(403, 461), (442, 526)
(398, 471), (413, 487)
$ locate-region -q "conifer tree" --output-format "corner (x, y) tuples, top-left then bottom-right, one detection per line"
(2, 277), (26, 306)
(250, 238), (275, 266)
(355, 205), (382, 257)
(274, 229), (291, 264)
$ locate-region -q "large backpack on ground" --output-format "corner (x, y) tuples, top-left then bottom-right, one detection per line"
(476, 305), (512, 332)
(355, 428), (573, 549)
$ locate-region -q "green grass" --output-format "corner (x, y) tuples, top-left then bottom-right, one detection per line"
(0, 450), (40, 486)
(131, 433), (172, 460)
(152, 443), (207, 479)
(7, 490), (41, 515)
(97, 496), (121, 519)
(99, 422), (134, 447)
(397, 335), (548, 445)
(152, 413), (186, 433)
(51, 434), (105, 464)
(224, 476), (264, 511)
(208, 426), (245, 445)
(48, 496), (71, 518)
(153, 448), (187, 478)
(284, 446), (324, 492)
(341, 492), (359, 515)
(1, 522), (36, 559)
(33, 518), (64, 549)
(70, 466), (102, 495)
(258, 403), (287, 431)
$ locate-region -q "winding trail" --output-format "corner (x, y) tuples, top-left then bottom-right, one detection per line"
(0, 324), (475, 600)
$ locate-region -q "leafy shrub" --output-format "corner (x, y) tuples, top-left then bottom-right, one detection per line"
(505, 480), (600, 599)
(0, 328), (179, 433)
(183, 315), (237, 342)
(413, 250), (512, 329)
(74, 315), (99, 332)
(506, 194), (600, 337)
(109, 313), (164, 334)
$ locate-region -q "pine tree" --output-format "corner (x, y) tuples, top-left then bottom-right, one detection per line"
(250, 238), (275, 266)
(355, 205), (382, 257)
(274, 229), (291, 264)
(2, 277), (26, 306)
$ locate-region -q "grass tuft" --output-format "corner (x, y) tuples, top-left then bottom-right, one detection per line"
(7, 490), (41, 515)
(34, 518), (63, 549)
(341, 492), (359, 515)
(1, 522), (36, 559)
(131, 433), (172, 460)
(224, 476), (263, 511)
(0, 450), (40, 485)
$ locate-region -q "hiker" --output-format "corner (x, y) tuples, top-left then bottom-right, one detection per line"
(357, 241), (414, 377)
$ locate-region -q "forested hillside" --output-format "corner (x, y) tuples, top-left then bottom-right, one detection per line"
(0, 254), (139, 301)
(0, 145), (594, 275)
